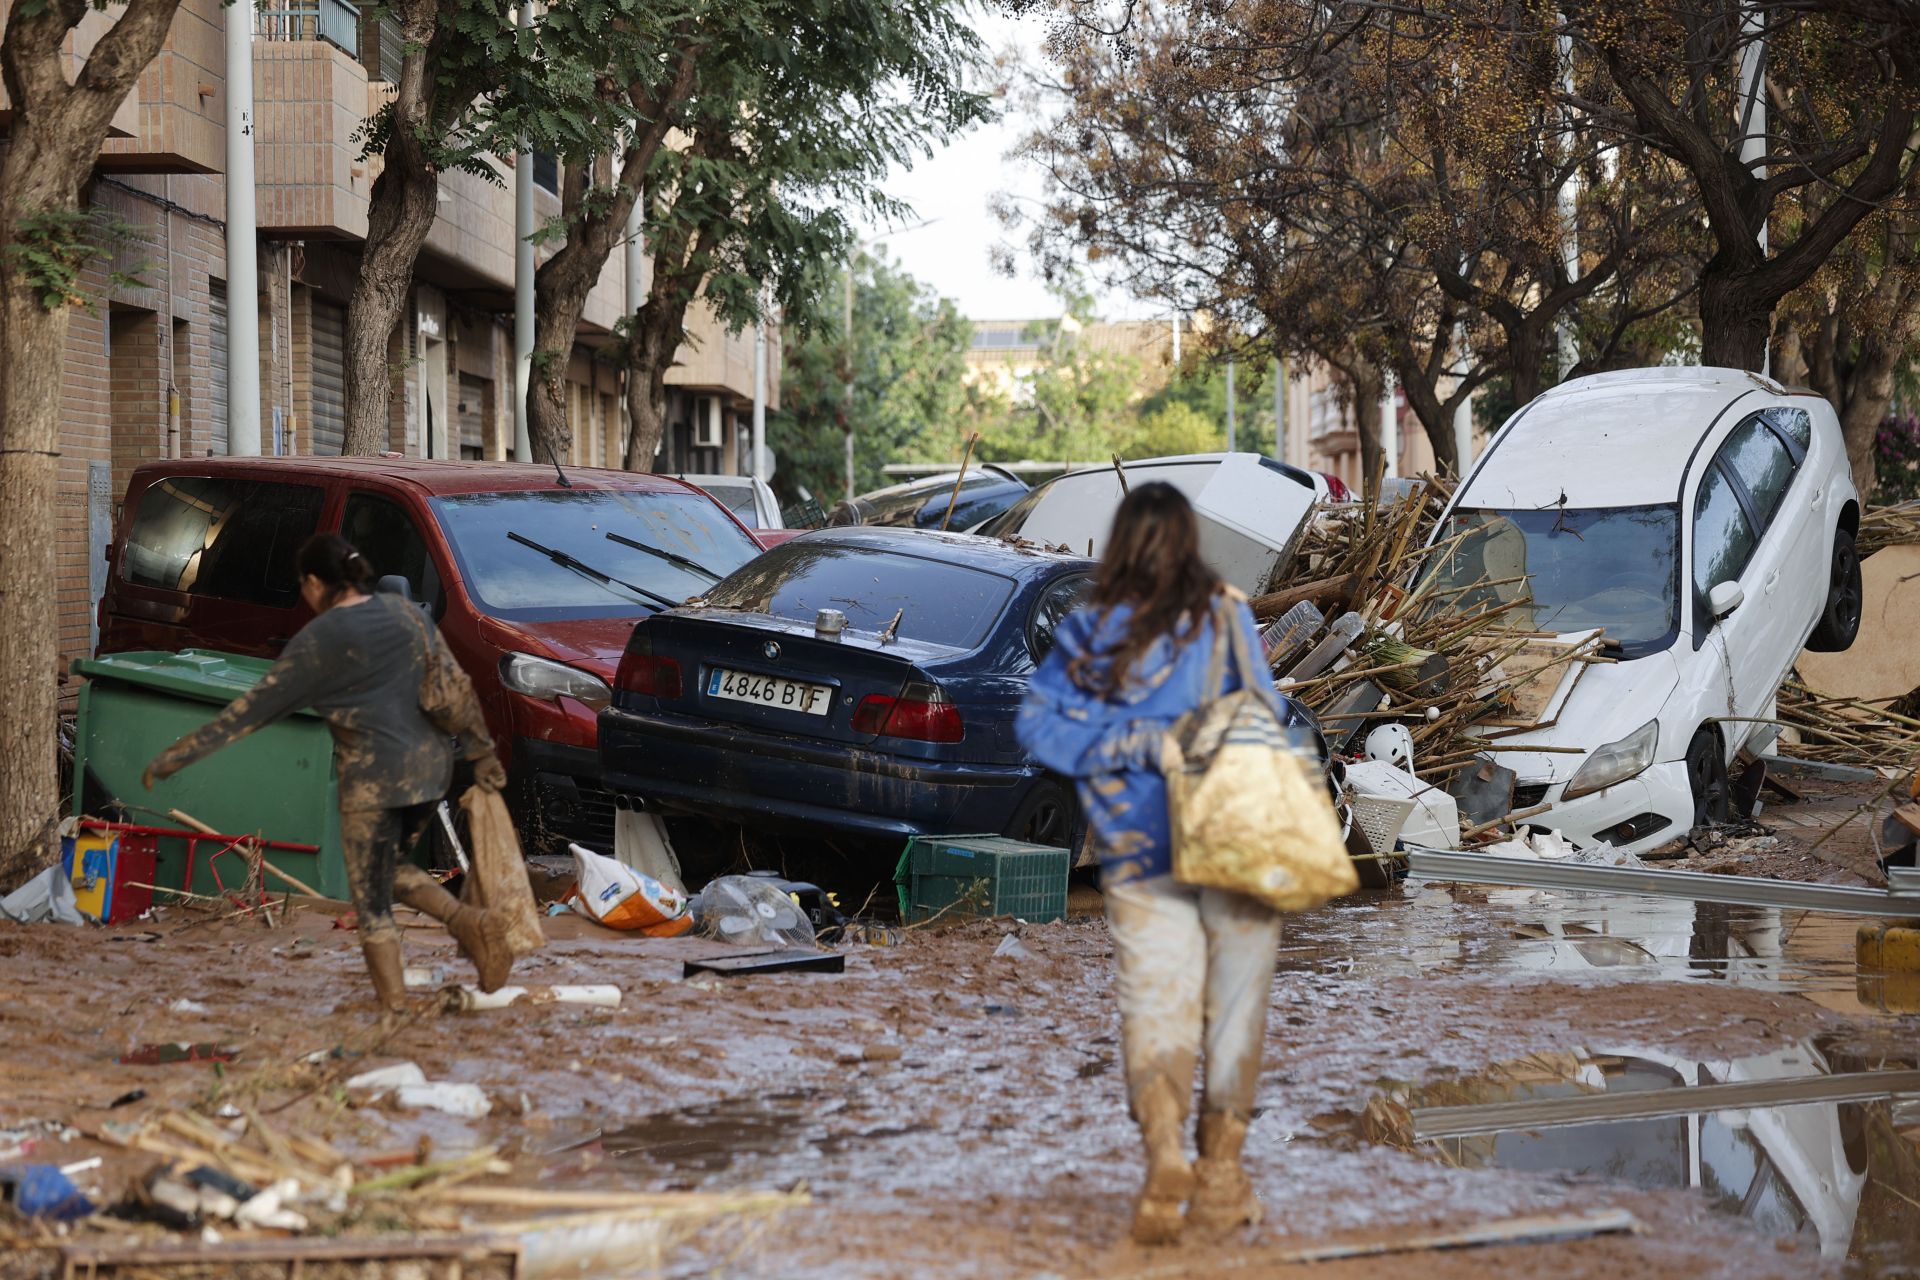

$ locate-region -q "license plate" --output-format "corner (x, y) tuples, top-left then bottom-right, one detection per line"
(706, 666), (833, 716)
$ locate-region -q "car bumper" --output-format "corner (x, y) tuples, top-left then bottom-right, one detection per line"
(1523, 761), (1695, 858)
(599, 708), (1040, 840)
(511, 737), (619, 853)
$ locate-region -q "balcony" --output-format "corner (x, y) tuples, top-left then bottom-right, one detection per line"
(96, 0), (225, 174)
(259, 0), (360, 56)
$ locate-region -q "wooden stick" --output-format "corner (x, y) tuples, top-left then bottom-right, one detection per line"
(1460, 802), (1557, 841)
(168, 808), (325, 899)
(938, 432), (981, 532)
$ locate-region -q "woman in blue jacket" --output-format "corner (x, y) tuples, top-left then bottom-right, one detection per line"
(1018, 482), (1284, 1245)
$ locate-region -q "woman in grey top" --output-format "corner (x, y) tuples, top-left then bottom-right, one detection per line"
(144, 534), (516, 1017)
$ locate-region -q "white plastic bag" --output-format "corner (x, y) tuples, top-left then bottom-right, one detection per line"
(565, 844), (691, 936)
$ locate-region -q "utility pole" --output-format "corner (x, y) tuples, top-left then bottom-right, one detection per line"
(1273, 358), (1287, 461)
(1738, 6), (1769, 375)
(1225, 352), (1236, 452)
(623, 174), (645, 467)
(224, 0), (260, 456)
(1380, 371), (1399, 481)
(752, 306), (767, 484)
(842, 259), (855, 500)
(512, 0), (535, 464)
(1171, 312), (1181, 366)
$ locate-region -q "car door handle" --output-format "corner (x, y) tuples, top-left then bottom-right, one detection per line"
(1810, 485), (1824, 510)
(1764, 570), (1780, 594)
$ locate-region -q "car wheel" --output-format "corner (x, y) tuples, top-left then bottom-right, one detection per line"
(1006, 779), (1081, 849)
(1685, 728), (1730, 829)
(1806, 527), (1862, 652)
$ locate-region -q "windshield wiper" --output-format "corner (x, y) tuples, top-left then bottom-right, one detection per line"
(604, 531), (723, 583)
(507, 531), (679, 611)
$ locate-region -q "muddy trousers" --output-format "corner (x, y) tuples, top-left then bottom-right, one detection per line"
(338, 803), (438, 943)
(1104, 874), (1283, 1128)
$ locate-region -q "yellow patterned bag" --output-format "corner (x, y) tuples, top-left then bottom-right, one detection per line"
(1165, 596), (1357, 912)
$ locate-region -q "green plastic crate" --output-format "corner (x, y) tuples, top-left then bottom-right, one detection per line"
(894, 834), (1069, 924)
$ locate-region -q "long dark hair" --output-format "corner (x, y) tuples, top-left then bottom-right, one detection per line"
(1071, 482), (1222, 696)
(296, 533), (374, 606)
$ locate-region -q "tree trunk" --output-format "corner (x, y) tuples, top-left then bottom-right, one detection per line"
(342, 6), (445, 455)
(1393, 353), (1459, 476)
(1697, 271), (1774, 371)
(1346, 358), (1384, 500)
(1509, 325), (1548, 407)
(622, 308), (680, 470)
(1, 0), (186, 885)
(1839, 337), (1903, 501)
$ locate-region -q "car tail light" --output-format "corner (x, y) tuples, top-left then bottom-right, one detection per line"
(614, 633), (682, 699)
(852, 680), (964, 743)
(1321, 472), (1353, 503)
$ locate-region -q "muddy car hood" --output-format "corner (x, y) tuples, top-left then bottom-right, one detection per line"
(1482, 644), (1683, 783)
(492, 615), (643, 678)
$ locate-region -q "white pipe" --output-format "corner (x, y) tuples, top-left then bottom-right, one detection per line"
(223, 0), (260, 457)
(447, 984), (623, 1011)
(512, 0), (535, 464)
(1171, 312), (1181, 366)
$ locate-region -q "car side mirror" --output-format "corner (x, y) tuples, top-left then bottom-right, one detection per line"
(1708, 580), (1744, 621)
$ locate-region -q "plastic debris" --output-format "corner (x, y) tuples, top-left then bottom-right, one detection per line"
(1, 1164), (95, 1220)
(0, 864), (87, 926)
(443, 984), (622, 1011)
(345, 1062), (491, 1117)
(565, 843), (691, 936)
(168, 998), (209, 1014)
(117, 1042), (237, 1065)
(690, 875), (817, 948)
(993, 934), (1035, 961)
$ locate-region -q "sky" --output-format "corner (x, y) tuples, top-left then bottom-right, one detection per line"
(856, 7), (1158, 325)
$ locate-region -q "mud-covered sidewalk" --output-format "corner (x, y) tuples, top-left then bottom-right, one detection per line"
(2, 860), (1916, 1280)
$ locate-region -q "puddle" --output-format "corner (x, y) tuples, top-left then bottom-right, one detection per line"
(1280, 886), (1907, 1017)
(1332, 1040), (1920, 1272)
(115, 1042), (237, 1065)
(552, 1091), (927, 1190)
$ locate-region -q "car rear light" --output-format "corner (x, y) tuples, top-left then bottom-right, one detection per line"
(852, 680), (964, 743)
(613, 633), (683, 699)
(1321, 472), (1353, 503)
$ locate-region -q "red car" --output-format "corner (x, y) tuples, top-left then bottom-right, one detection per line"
(98, 457), (767, 850)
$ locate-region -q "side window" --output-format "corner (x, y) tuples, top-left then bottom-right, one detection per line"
(1028, 575), (1092, 662)
(123, 477), (323, 607)
(1719, 418), (1796, 531)
(1693, 465), (1758, 602)
(342, 492), (441, 605)
(1764, 407), (1812, 454)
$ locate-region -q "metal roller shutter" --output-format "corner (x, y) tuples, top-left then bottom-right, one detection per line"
(458, 373), (487, 459)
(209, 282), (229, 456)
(310, 299), (348, 456)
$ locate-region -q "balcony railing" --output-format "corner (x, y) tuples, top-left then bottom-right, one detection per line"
(259, 0), (360, 59)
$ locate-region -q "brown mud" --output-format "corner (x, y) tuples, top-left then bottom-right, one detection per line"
(0, 869), (1914, 1278)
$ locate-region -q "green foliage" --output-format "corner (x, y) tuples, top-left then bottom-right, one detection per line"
(2, 209), (149, 312)
(1121, 400), (1223, 457)
(769, 249), (972, 499)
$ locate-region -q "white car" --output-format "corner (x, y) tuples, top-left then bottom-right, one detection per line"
(672, 474), (783, 531)
(1422, 367), (1861, 856)
(977, 453), (1322, 594)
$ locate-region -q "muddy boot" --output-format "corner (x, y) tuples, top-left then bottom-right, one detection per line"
(1187, 1110), (1261, 1234)
(360, 928), (409, 1023)
(392, 866), (515, 993)
(1130, 1074), (1196, 1246)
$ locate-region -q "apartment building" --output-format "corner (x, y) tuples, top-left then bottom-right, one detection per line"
(1, 0), (776, 665)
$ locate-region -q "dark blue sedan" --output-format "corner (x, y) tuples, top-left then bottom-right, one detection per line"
(599, 526), (1321, 852)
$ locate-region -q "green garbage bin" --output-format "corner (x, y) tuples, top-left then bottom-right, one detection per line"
(70, 649), (355, 900)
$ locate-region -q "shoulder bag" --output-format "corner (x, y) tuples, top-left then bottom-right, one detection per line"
(1165, 595), (1358, 912)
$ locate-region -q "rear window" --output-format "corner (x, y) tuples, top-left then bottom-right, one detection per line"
(121, 476), (325, 607)
(863, 473), (1008, 528)
(703, 541), (1016, 649)
(432, 488), (761, 620)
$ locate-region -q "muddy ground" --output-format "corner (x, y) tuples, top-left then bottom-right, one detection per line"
(2, 773), (1916, 1277)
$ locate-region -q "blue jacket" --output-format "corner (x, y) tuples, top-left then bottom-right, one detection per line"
(1016, 597), (1278, 884)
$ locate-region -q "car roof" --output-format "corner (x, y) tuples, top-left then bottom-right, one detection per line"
(857, 466), (1023, 502)
(130, 455), (700, 499)
(1461, 367), (1772, 510)
(794, 525), (1092, 575)
(673, 473), (756, 487)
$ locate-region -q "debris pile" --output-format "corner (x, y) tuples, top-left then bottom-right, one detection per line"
(1776, 679), (1920, 771)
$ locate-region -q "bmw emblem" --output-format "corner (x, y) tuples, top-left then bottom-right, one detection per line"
(763, 640), (781, 660)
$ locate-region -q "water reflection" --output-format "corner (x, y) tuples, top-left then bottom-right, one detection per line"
(1348, 1041), (1920, 1269)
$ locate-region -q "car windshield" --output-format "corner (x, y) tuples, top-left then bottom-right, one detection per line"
(432, 489), (761, 620)
(1418, 504), (1681, 655)
(702, 541), (1017, 650)
(700, 482), (759, 527)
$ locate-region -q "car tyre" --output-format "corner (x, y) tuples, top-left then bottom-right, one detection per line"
(1685, 728), (1730, 830)
(1006, 779), (1082, 850)
(1806, 526), (1862, 652)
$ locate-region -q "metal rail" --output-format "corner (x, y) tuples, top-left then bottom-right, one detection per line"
(1406, 846), (1920, 917)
